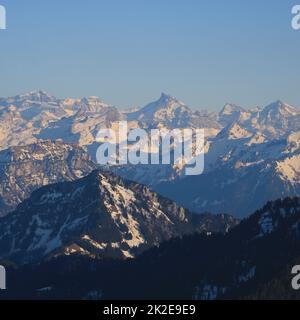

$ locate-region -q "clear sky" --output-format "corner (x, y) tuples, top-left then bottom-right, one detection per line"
(0, 0), (300, 110)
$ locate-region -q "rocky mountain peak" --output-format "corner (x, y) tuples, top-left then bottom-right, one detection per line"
(143, 93), (187, 113)
(158, 92), (182, 104)
(78, 96), (111, 113)
(219, 103), (245, 126)
(220, 103), (245, 116)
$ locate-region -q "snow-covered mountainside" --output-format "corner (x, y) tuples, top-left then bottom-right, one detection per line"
(1, 92), (298, 152)
(156, 101), (300, 217)
(0, 91), (219, 151)
(0, 91), (124, 149)
(221, 100), (300, 140)
(157, 129), (300, 217)
(0, 170), (238, 265)
(0, 141), (96, 216)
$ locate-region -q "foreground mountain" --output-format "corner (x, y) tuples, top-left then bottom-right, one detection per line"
(1, 197), (299, 299)
(0, 170), (238, 265)
(0, 141), (96, 216)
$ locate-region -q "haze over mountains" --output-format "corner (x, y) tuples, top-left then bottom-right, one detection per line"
(0, 91), (300, 217)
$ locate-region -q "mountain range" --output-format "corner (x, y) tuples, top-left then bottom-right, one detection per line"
(1, 91), (300, 218)
(156, 101), (300, 217)
(0, 90), (300, 299)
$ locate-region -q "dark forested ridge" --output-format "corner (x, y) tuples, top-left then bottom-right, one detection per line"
(1, 197), (300, 300)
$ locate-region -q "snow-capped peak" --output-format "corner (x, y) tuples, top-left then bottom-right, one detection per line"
(262, 100), (299, 117)
(16, 90), (57, 103)
(125, 93), (191, 128)
(143, 93), (187, 114)
(218, 103), (245, 127)
(220, 103), (245, 116)
(78, 96), (111, 113)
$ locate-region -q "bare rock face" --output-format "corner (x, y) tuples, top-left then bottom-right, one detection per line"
(0, 141), (97, 216)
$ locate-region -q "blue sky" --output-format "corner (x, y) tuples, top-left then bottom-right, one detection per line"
(0, 0), (299, 110)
